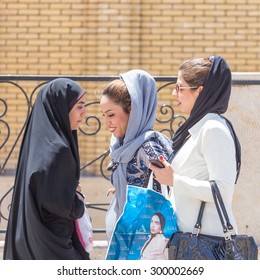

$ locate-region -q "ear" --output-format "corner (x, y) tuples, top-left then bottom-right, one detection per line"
(198, 86), (203, 94)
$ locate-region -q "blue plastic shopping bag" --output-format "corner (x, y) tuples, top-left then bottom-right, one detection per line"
(106, 185), (178, 260)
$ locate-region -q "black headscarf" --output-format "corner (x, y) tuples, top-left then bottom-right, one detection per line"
(172, 56), (241, 182)
(4, 78), (89, 259)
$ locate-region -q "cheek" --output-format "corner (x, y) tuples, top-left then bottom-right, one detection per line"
(183, 95), (193, 106)
(69, 112), (73, 124)
(69, 111), (79, 126)
(189, 95), (197, 108)
(70, 115), (77, 126)
(118, 115), (126, 126)
(118, 112), (129, 127)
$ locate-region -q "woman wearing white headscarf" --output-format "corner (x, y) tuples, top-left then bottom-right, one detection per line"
(100, 69), (173, 240)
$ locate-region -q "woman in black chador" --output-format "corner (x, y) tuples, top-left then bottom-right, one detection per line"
(4, 78), (90, 260)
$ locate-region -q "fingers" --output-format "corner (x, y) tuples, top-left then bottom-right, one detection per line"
(159, 155), (167, 165)
(76, 183), (82, 193)
(107, 188), (115, 196)
(149, 155), (174, 186)
(149, 155), (168, 172)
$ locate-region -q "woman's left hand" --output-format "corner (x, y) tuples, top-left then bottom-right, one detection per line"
(106, 188), (115, 196)
(149, 156), (174, 186)
(76, 183), (82, 193)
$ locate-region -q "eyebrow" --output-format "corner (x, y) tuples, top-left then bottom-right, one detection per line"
(77, 101), (85, 105)
(102, 109), (113, 114)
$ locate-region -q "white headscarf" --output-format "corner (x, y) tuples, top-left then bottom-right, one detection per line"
(109, 69), (173, 217)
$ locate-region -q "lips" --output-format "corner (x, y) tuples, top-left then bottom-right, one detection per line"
(176, 100), (181, 106)
(109, 127), (116, 133)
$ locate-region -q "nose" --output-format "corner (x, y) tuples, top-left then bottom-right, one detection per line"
(103, 116), (110, 127)
(82, 106), (87, 116)
(172, 89), (177, 96)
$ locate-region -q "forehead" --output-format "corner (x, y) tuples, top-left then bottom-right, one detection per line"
(77, 94), (86, 103)
(177, 71), (186, 84)
(100, 95), (123, 111)
(152, 215), (160, 222)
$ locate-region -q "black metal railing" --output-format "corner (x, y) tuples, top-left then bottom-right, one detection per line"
(1, 75), (260, 235)
(0, 75), (183, 235)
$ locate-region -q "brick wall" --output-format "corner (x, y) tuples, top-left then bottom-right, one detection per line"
(1, 0), (260, 174)
(1, 0), (260, 76)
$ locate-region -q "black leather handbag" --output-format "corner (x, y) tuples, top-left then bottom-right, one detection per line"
(168, 181), (258, 260)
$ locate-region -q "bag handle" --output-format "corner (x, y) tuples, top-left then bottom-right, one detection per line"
(193, 181), (235, 236)
(210, 181), (234, 234)
(147, 171), (154, 190)
(193, 201), (206, 234)
(147, 171), (170, 199)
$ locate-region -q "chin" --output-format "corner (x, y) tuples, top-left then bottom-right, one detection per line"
(112, 133), (120, 138)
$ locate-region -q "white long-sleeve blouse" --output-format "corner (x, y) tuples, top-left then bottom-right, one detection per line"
(171, 113), (238, 236)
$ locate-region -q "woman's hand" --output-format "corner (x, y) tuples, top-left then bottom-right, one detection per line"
(76, 183), (85, 199)
(76, 183), (82, 193)
(149, 155), (174, 186)
(107, 187), (116, 196)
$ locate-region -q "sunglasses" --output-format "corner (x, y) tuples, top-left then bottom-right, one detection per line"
(175, 83), (199, 94)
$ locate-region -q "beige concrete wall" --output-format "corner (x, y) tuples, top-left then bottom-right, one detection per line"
(226, 73), (260, 245)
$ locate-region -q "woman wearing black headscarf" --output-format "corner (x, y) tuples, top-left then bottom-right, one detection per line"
(150, 55), (241, 237)
(4, 78), (90, 260)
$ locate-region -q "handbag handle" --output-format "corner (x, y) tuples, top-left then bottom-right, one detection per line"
(210, 181), (234, 234)
(193, 201), (206, 234)
(193, 181), (235, 237)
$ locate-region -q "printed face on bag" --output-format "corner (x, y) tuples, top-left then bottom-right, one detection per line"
(100, 95), (130, 138)
(150, 214), (163, 234)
